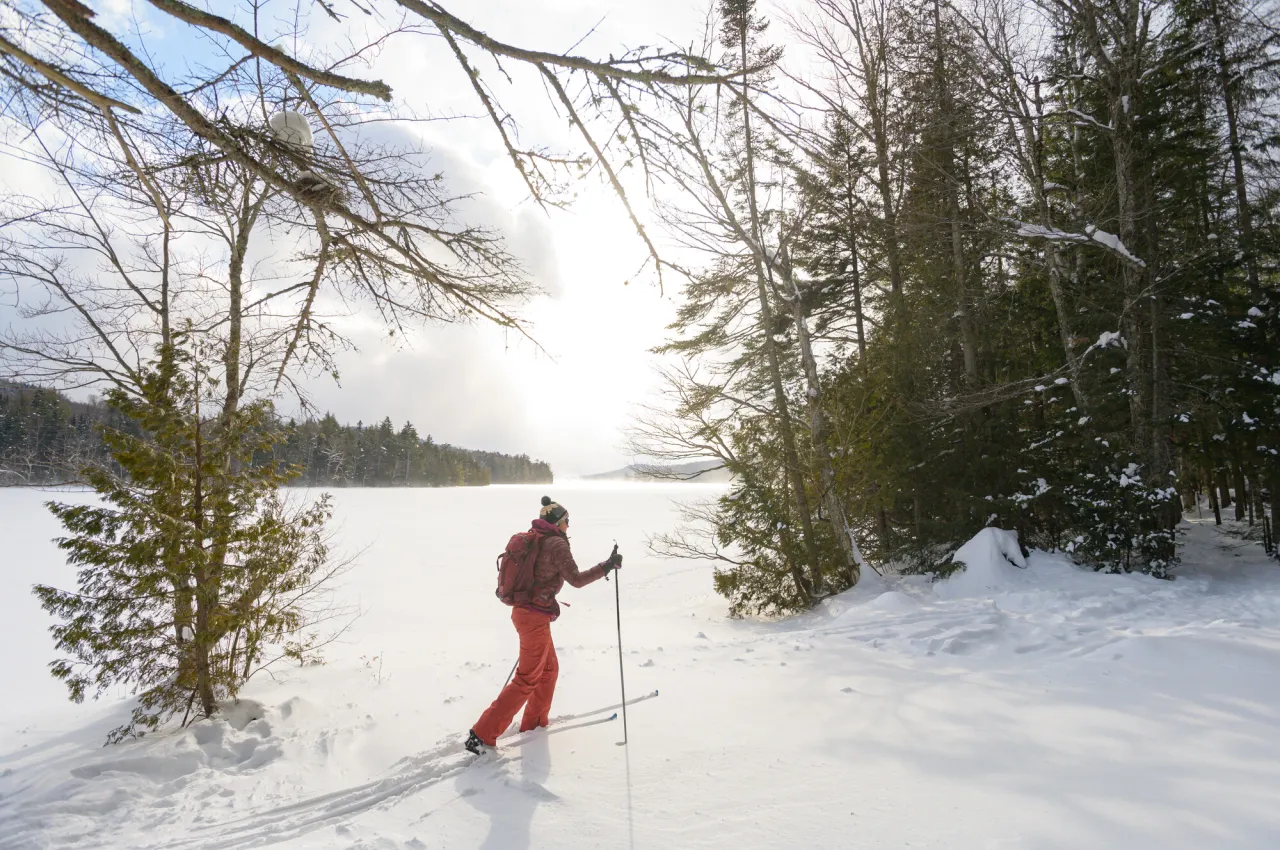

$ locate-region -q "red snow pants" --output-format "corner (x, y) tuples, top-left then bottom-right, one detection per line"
(472, 607), (559, 745)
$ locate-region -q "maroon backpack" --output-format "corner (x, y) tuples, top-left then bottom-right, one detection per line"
(495, 529), (544, 606)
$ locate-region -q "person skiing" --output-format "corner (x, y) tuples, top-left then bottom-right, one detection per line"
(465, 496), (622, 754)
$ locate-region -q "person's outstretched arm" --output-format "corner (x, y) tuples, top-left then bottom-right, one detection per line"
(544, 536), (611, 588)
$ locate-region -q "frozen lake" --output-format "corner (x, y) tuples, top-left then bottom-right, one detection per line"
(4, 484), (1280, 849)
(0, 483), (727, 737)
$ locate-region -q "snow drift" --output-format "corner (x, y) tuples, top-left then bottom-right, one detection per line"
(937, 527), (1028, 598)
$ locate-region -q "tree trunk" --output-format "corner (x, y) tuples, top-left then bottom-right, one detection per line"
(863, 35), (904, 303)
(191, 383), (216, 719)
(844, 189), (868, 371)
(783, 251), (867, 587)
(1270, 462), (1280, 555)
(1231, 443), (1248, 523)
(1209, 0), (1260, 296)
(206, 185), (259, 659)
(1033, 45), (1091, 410)
(738, 31), (822, 601)
(933, 0), (978, 383)
(1045, 247), (1089, 409)
(1079, 5), (1152, 475)
(1207, 464), (1222, 525)
(1115, 124), (1150, 470)
(1250, 469), (1265, 528)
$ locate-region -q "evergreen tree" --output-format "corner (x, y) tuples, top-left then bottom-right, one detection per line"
(34, 344), (345, 741)
(651, 0), (1280, 613)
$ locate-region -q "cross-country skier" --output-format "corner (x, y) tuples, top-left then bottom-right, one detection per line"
(465, 496), (622, 754)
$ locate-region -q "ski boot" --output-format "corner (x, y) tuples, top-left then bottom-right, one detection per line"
(464, 729), (488, 756)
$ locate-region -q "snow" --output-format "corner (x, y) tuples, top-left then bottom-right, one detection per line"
(1083, 225), (1146, 267)
(1066, 108), (1112, 131)
(4, 486), (1280, 849)
(1013, 221), (1145, 267)
(1091, 330), (1123, 351)
(938, 528), (1027, 598)
(268, 110), (314, 151)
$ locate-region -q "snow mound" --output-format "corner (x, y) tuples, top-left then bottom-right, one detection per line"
(863, 590), (922, 613)
(938, 528), (1027, 599)
(71, 700), (285, 784)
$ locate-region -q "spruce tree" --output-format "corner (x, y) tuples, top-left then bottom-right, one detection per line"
(34, 344), (342, 742)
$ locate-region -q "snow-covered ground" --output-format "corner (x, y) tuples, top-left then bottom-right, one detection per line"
(2, 484), (1280, 849)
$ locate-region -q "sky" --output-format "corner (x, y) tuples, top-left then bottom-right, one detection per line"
(1, 0), (720, 478)
(294, 0), (716, 477)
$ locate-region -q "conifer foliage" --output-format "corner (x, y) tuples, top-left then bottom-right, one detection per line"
(639, 0), (1280, 615)
(34, 344), (346, 742)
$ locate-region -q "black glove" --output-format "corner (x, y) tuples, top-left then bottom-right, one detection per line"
(605, 550), (623, 571)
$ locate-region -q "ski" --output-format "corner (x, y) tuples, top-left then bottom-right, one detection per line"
(473, 689), (660, 755)
(504, 713), (618, 747)
(559, 688), (659, 724)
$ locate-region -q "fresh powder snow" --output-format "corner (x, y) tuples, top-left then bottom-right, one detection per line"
(2, 484), (1280, 848)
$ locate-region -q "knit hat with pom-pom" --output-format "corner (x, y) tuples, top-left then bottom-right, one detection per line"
(538, 495), (568, 525)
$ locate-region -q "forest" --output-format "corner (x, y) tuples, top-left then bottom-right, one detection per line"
(630, 0), (1280, 615)
(0, 383), (551, 487)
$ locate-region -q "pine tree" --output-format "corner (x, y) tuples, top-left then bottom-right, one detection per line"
(34, 344), (344, 742)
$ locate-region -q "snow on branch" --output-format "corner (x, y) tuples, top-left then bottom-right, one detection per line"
(1010, 221), (1146, 268)
(1065, 108), (1113, 131)
(1083, 330), (1125, 358)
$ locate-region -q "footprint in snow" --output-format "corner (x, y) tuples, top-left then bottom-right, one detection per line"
(695, 631), (708, 639)
(640, 659), (655, 668)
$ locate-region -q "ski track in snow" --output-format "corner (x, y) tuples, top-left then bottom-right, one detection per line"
(0, 691), (656, 850)
(3, 487), (1280, 849)
(151, 743), (479, 850)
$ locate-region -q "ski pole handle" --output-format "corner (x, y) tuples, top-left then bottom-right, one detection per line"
(605, 542), (619, 581)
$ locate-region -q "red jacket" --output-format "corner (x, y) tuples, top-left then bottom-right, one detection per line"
(524, 518), (608, 619)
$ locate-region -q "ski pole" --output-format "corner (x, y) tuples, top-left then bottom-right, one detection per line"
(610, 542), (628, 746)
(504, 659), (517, 688)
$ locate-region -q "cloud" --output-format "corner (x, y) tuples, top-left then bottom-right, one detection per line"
(298, 324), (536, 455)
(3, 0), (703, 477)
(507, 206), (563, 298)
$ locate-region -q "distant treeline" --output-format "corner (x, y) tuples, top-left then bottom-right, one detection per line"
(0, 383), (552, 487)
(276, 414), (552, 487)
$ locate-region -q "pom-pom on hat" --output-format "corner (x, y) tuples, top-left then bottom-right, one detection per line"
(539, 495), (568, 525)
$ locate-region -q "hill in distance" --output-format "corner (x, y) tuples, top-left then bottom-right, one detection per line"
(582, 459), (732, 483)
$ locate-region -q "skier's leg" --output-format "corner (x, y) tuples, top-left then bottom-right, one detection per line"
(472, 609), (547, 744)
(521, 636), (558, 731)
